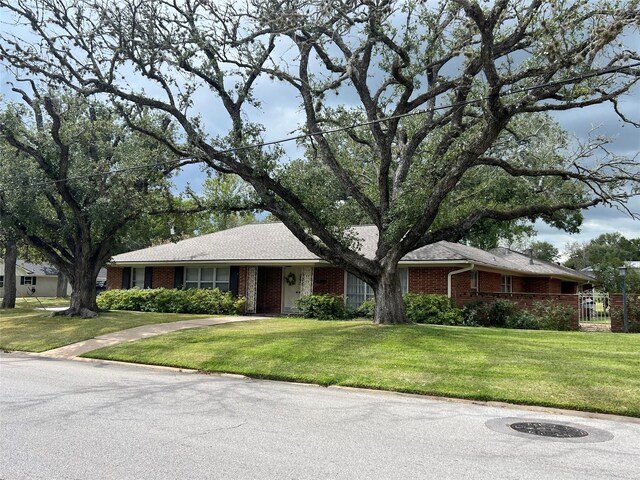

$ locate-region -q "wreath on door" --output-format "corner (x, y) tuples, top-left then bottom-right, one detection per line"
(285, 272), (297, 286)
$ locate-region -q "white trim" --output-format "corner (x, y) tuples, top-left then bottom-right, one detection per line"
(447, 264), (475, 298)
(500, 275), (513, 293)
(183, 266), (230, 291)
(281, 266), (304, 314)
(300, 266), (314, 297)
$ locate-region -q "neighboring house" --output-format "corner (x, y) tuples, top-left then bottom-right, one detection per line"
(106, 223), (593, 314)
(0, 260), (72, 298)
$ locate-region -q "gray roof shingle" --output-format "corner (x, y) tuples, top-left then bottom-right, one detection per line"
(111, 223), (591, 281)
(16, 261), (59, 277)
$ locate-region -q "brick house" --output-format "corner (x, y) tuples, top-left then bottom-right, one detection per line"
(106, 223), (593, 314)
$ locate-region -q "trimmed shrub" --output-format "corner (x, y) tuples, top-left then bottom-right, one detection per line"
(530, 300), (574, 331)
(295, 294), (350, 320)
(354, 298), (376, 319)
(465, 299), (522, 328)
(504, 310), (540, 330)
(97, 288), (246, 315)
(463, 298), (574, 331)
(403, 293), (463, 325)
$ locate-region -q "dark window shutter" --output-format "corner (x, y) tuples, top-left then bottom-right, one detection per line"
(144, 267), (153, 289)
(122, 267), (131, 289)
(174, 267), (184, 289)
(20, 276), (25, 285)
(32, 276), (37, 285)
(230, 266), (239, 296)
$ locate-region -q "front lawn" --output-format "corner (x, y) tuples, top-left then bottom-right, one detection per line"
(0, 306), (210, 352)
(84, 319), (640, 417)
(15, 296), (72, 308)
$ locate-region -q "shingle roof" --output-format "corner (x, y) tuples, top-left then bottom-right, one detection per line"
(111, 223), (591, 281)
(112, 223), (320, 263)
(16, 261), (59, 277)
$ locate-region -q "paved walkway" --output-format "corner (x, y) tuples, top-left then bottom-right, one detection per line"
(40, 316), (263, 359)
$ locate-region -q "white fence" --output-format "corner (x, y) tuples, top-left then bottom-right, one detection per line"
(578, 289), (610, 323)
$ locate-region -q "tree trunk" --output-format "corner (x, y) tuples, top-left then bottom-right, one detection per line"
(373, 267), (409, 324)
(2, 239), (17, 309)
(53, 259), (98, 318)
(56, 272), (69, 297)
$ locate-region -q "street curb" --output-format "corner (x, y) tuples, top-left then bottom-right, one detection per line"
(3, 350), (638, 424)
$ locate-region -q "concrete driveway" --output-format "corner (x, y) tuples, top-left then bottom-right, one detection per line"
(1, 352), (638, 480)
(40, 316), (263, 358)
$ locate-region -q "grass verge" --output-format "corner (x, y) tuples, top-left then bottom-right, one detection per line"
(0, 306), (211, 352)
(83, 318), (640, 417)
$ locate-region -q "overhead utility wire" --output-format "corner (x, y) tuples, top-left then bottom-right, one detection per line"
(1, 61), (638, 194)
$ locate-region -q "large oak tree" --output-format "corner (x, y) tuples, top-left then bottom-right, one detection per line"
(0, 87), (191, 316)
(1, 0), (639, 323)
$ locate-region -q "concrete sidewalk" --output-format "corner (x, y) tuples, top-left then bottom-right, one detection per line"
(40, 316), (263, 359)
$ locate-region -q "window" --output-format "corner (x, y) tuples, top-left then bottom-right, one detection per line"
(20, 276), (37, 285)
(470, 271), (479, 292)
(130, 268), (145, 288)
(0, 275), (3, 287)
(184, 267), (230, 291)
(346, 269), (408, 310)
(500, 275), (512, 293)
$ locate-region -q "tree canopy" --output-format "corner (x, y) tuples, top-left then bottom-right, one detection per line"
(0, 87), (190, 316)
(530, 241), (560, 263)
(1, 0), (638, 323)
(564, 233), (640, 292)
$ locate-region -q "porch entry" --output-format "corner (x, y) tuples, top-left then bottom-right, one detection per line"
(578, 289), (610, 326)
(282, 266), (303, 313)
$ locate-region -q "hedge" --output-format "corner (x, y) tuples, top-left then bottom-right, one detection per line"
(97, 288), (246, 315)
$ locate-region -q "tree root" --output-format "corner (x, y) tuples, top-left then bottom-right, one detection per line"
(51, 308), (98, 318)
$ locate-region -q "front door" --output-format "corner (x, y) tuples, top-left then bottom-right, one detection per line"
(282, 266), (303, 314)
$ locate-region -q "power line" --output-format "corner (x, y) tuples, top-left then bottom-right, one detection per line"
(1, 62), (638, 193)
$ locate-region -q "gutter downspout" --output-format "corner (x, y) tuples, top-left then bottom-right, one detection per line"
(448, 264), (475, 299)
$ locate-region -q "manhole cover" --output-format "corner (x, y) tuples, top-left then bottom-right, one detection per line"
(509, 422), (589, 438)
(485, 417), (613, 443)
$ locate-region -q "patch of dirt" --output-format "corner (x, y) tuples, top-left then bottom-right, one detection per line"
(579, 323), (611, 332)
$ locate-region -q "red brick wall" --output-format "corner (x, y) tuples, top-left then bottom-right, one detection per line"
(313, 267), (345, 295)
(610, 294), (624, 332)
(106, 267), (123, 290)
(512, 276), (524, 293)
(450, 270), (472, 299)
(524, 277), (548, 293)
(480, 271), (501, 292)
(256, 266), (282, 313)
(152, 267), (174, 289)
(409, 267), (457, 296)
(549, 279), (562, 294)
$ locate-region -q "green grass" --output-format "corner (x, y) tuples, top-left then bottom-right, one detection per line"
(0, 305), (211, 352)
(83, 318), (640, 417)
(14, 296), (72, 308)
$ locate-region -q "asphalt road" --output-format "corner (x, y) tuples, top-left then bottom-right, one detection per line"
(1, 353), (639, 480)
